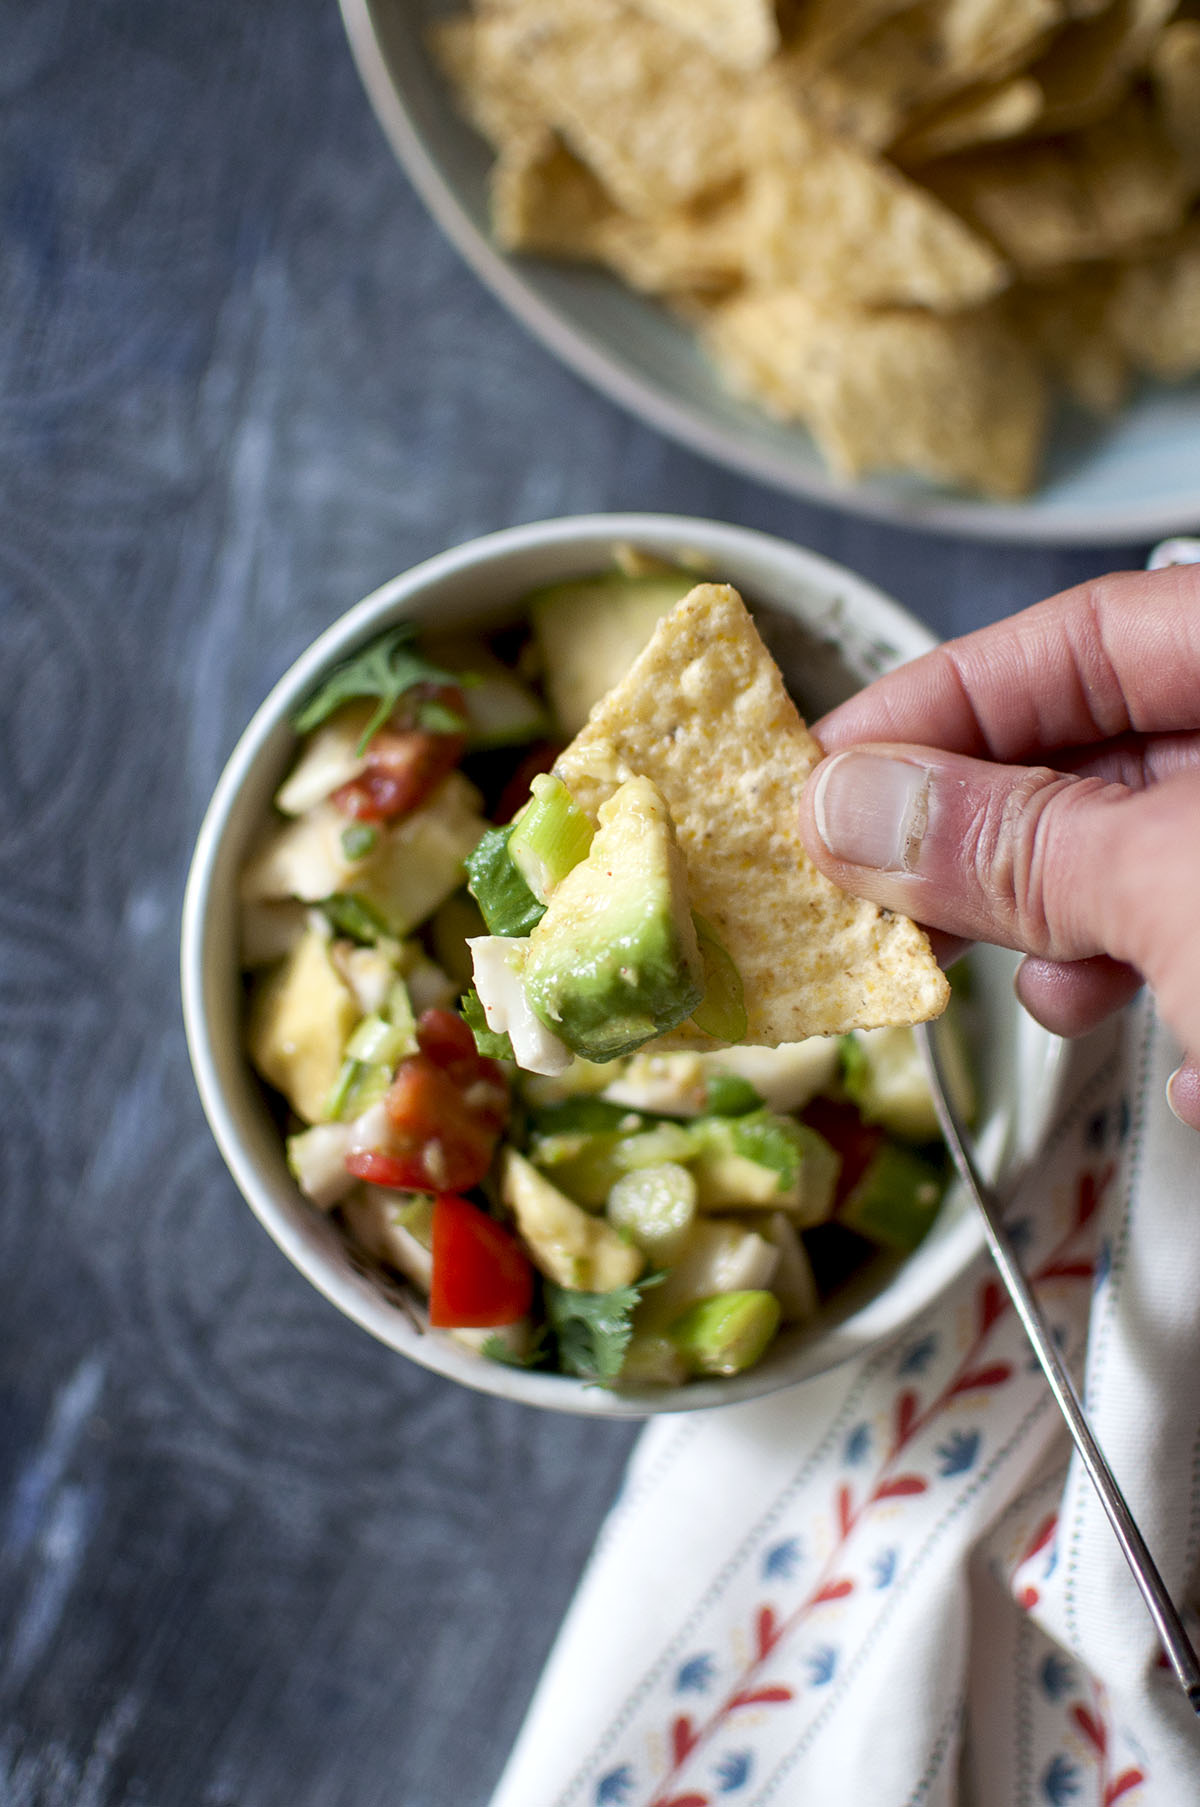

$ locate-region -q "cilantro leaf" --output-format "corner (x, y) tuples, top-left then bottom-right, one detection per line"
(543, 1273), (664, 1386)
(320, 891), (392, 944)
(292, 626), (462, 752)
(729, 1109), (808, 1186)
(481, 1327), (550, 1370)
(460, 989), (514, 1062)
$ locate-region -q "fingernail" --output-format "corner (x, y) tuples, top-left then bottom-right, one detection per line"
(1166, 1064), (1193, 1125)
(811, 751), (931, 873)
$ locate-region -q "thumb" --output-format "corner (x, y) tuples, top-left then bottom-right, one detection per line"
(798, 746), (1200, 1052)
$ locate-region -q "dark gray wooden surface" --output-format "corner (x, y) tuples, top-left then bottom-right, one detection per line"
(0, 2), (1150, 1802)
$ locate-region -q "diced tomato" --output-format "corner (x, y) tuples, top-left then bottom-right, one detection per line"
(800, 1097), (885, 1209)
(346, 1010), (508, 1194)
(333, 684), (467, 823)
(429, 1193), (533, 1328)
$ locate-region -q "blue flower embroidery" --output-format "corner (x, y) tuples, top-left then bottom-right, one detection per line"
(805, 1644), (838, 1686)
(596, 1765), (634, 1804)
(936, 1429), (981, 1476)
(843, 1422), (872, 1465)
(1039, 1652), (1077, 1701)
(762, 1536), (802, 1580)
(870, 1547), (899, 1589)
(714, 1750), (752, 1792)
(898, 1333), (938, 1375)
(1042, 1753), (1082, 1803)
(675, 1653), (717, 1693)
(1086, 1108), (1108, 1149)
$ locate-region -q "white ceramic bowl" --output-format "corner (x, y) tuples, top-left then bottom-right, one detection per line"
(339, 0), (1200, 546)
(181, 514), (1065, 1415)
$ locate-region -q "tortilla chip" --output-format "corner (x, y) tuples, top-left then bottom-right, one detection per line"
(552, 583), (949, 1044)
(924, 92), (1193, 271)
(477, 0), (759, 214)
(1025, 0), (1177, 137)
(1109, 222), (1200, 379)
(705, 290), (1046, 497)
(742, 95), (1009, 307)
(894, 76), (1045, 163)
(775, 0), (918, 75)
(799, 0), (1064, 150)
(1152, 20), (1200, 176)
(491, 134), (612, 256)
(630, 0), (779, 70)
(428, 16), (544, 151)
(1011, 268), (1130, 413)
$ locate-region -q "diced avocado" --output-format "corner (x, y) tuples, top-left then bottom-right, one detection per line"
(507, 774), (594, 902)
(841, 1021), (975, 1142)
(839, 1142), (947, 1252)
(247, 928), (361, 1124)
(500, 1149), (644, 1292)
(688, 1111), (839, 1226)
(668, 1290), (782, 1377)
(465, 824), (546, 937)
(618, 1331), (690, 1388)
(243, 773), (488, 938)
(607, 1162), (697, 1262)
(523, 776), (704, 1063)
(528, 569), (698, 736)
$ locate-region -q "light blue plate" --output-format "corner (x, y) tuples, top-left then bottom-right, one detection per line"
(341, 0), (1200, 546)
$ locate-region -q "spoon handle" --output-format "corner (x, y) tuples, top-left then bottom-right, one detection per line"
(915, 1019), (1200, 1711)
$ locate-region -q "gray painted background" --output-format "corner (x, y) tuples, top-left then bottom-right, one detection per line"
(0, 2), (1148, 1802)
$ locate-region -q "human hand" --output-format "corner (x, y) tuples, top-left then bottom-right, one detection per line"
(796, 564), (1200, 1129)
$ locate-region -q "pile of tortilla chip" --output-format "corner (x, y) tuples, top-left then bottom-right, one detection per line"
(431, 0), (1200, 499)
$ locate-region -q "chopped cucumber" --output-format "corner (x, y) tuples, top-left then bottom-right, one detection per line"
(668, 1290), (782, 1377)
(507, 774), (594, 902)
(423, 636), (551, 748)
(607, 1162), (697, 1262)
(841, 1020), (975, 1142)
(532, 1121), (694, 1209)
(839, 1143), (947, 1252)
(618, 1331), (689, 1388)
(465, 824), (546, 937)
(286, 1123), (356, 1209)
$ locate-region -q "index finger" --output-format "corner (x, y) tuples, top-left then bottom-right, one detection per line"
(814, 565), (1200, 763)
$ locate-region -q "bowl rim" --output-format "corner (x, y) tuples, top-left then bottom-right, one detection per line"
(337, 0), (1200, 549)
(181, 511), (1064, 1416)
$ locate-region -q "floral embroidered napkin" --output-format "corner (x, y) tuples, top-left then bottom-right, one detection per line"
(488, 997), (1200, 1807)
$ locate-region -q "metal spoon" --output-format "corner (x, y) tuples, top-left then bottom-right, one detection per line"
(915, 1017), (1200, 1710)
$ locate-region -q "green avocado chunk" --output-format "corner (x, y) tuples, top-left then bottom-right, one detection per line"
(522, 775), (704, 1063)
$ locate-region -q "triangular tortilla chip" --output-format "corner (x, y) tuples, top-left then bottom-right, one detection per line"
(551, 583), (949, 1046)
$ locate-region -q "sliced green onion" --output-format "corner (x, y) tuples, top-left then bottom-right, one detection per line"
(507, 774), (594, 902)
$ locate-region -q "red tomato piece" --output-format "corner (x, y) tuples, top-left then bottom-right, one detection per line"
(345, 1148), (430, 1190)
(800, 1098), (884, 1209)
(415, 1008), (508, 1126)
(333, 684), (468, 823)
(429, 1193), (534, 1328)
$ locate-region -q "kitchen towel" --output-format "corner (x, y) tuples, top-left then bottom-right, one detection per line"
(488, 996), (1200, 1806)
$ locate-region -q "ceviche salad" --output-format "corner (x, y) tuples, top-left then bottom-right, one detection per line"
(239, 564), (969, 1390)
